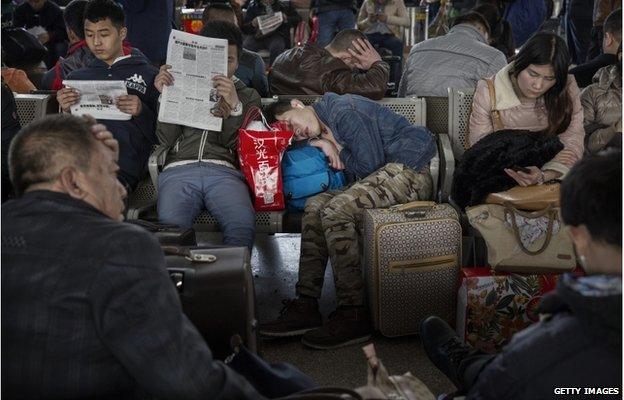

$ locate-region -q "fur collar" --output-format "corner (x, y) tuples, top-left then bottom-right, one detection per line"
(492, 62), (525, 110)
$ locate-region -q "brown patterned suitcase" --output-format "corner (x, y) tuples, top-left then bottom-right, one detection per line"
(362, 201), (462, 337)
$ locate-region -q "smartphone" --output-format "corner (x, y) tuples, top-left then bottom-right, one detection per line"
(511, 165), (531, 174)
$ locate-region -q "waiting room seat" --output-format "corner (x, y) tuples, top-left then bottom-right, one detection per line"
(14, 94), (57, 126)
(447, 87), (475, 159)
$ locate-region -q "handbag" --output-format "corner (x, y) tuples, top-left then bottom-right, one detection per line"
(354, 344), (436, 400)
(466, 202), (576, 273)
(485, 183), (560, 211)
(238, 106), (294, 211)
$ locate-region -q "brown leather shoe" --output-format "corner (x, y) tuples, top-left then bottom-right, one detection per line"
(259, 297), (323, 337)
(301, 306), (372, 350)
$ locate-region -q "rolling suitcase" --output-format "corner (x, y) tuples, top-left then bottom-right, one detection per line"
(164, 246), (258, 359)
(362, 201), (462, 337)
(127, 219), (196, 246)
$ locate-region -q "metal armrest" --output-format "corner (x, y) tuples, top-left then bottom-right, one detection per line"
(148, 146), (170, 189)
(437, 133), (454, 203)
(429, 145), (440, 202)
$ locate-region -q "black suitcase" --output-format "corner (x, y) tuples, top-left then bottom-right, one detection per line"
(127, 219), (196, 246)
(164, 246), (258, 359)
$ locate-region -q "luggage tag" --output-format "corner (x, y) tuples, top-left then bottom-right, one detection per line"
(186, 249), (218, 263)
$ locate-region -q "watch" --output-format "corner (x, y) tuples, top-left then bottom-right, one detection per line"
(231, 101), (243, 114)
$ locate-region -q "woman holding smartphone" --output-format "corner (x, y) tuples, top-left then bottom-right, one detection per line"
(469, 32), (585, 187)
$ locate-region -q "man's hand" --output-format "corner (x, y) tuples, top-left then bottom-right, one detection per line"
(37, 32), (50, 44)
(115, 95), (142, 116)
(57, 86), (81, 113)
(212, 74), (240, 109)
(154, 64), (174, 93)
(252, 16), (260, 28)
(310, 138), (345, 170)
(347, 38), (382, 70)
(377, 13), (388, 22)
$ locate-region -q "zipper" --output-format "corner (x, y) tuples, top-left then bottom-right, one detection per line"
(198, 130), (208, 161)
(389, 254), (457, 272)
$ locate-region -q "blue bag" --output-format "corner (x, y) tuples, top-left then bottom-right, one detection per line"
(282, 145), (347, 211)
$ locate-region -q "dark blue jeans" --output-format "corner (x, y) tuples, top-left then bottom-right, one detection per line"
(316, 9), (357, 48)
(365, 32), (403, 59)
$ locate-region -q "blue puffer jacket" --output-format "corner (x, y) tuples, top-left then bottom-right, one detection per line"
(312, 93), (436, 180)
(67, 49), (159, 189)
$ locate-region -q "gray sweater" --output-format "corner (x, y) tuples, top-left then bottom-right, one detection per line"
(398, 24), (507, 97)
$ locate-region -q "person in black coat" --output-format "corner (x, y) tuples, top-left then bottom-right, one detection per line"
(1, 81), (21, 202)
(242, 0), (301, 65)
(421, 150), (622, 400)
(12, 0), (68, 68)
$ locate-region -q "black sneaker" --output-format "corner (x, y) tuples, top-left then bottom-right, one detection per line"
(420, 316), (473, 389)
(301, 306), (372, 350)
(259, 297), (323, 337)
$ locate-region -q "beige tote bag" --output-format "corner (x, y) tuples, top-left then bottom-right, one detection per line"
(467, 203), (576, 273)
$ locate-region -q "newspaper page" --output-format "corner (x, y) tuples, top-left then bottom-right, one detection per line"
(258, 12), (283, 36)
(158, 29), (228, 132)
(62, 80), (130, 120)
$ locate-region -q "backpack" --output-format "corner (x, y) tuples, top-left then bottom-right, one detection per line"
(282, 145), (347, 211)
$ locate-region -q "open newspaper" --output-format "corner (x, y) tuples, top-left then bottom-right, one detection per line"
(257, 12), (283, 36)
(158, 29), (228, 132)
(62, 80), (130, 120)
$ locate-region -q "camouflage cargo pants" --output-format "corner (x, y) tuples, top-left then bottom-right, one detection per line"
(296, 163), (433, 306)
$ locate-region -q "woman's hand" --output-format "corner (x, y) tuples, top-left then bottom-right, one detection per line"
(504, 166), (543, 186)
(154, 64), (174, 93)
(310, 138), (345, 170)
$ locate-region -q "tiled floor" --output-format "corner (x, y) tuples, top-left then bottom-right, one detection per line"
(198, 232), (456, 397)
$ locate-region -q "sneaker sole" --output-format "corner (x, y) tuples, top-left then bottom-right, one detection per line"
(259, 326), (321, 338)
(300, 334), (372, 350)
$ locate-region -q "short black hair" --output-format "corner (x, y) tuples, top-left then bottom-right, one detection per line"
(472, 4), (499, 36)
(200, 21), (242, 59)
(604, 8), (622, 42)
(264, 100), (294, 124)
(561, 150), (622, 247)
(328, 29), (368, 52)
(452, 11), (491, 35)
(84, 0), (125, 30)
(202, 2), (237, 25)
(64, 0), (88, 40)
(9, 115), (98, 197)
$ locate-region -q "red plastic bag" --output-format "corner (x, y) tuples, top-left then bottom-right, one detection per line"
(238, 107), (293, 211)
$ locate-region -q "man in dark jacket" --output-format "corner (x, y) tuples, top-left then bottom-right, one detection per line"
(570, 8), (621, 88)
(313, 0), (357, 47)
(153, 21), (261, 251)
(270, 29), (389, 100)
(565, 0), (595, 65)
(1, 114), (262, 399)
(56, 0), (159, 191)
(13, 0), (68, 67)
(242, 0), (301, 65)
(421, 150), (622, 399)
(260, 93), (436, 349)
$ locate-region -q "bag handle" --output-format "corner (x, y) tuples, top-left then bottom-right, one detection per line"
(241, 105), (271, 130)
(486, 78), (504, 132)
(278, 387), (363, 400)
(503, 202), (556, 256)
(389, 201), (437, 212)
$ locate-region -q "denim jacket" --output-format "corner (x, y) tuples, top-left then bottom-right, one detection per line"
(312, 93), (436, 179)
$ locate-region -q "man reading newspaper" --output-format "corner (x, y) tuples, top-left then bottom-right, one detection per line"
(56, 0), (159, 191)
